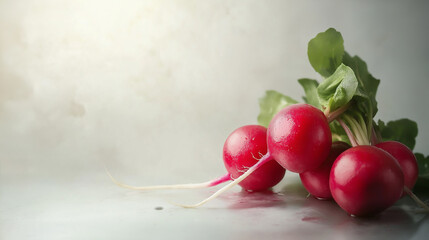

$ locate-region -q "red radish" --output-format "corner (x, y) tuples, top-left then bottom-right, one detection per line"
(375, 141), (429, 211)
(223, 125), (286, 191)
(268, 103), (332, 173)
(329, 146), (404, 216)
(375, 141), (418, 191)
(180, 103), (332, 207)
(107, 125), (285, 192)
(299, 141), (350, 200)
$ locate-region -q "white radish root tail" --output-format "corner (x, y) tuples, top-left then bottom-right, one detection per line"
(105, 166), (231, 191)
(175, 153), (274, 208)
(404, 186), (429, 212)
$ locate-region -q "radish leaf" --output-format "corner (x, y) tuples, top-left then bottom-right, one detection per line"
(308, 28), (344, 78)
(414, 153), (429, 191)
(330, 121), (351, 145)
(343, 52), (380, 116)
(258, 90), (298, 127)
(298, 78), (321, 108)
(378, 119), (418, 150)
(317, 64), (358, 112)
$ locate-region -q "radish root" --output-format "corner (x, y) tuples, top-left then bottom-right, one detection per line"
(175, 153), (274, 208)
(404, 186), (429, 212)
(105, 166), (231, 191)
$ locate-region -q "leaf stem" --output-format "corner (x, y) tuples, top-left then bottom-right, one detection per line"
(366, 106), (374, 143)
(354, 113), (368, 138)
(343, 115), (369, 145)
(326, 102), (351, 123)
(337, 119), (359, 147)
(323, 106), (331, 117)
(371, 126), (380, 145)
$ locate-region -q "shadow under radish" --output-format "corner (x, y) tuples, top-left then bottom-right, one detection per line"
(295, 191), (427, 240)
(227, 189), (287, 209)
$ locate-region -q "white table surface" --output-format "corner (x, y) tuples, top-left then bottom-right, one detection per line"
(1, 172), (428, 240)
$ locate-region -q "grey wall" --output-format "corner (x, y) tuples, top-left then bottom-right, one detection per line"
(1, 0), (428, 183)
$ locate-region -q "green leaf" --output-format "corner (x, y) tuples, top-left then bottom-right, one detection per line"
(298, 78), (321, 109)
(317, 64), (358, 112)
(257, 90), (298, 127)
(343, 52), (380, 116)
(415, 153), (429, 178)
(378, 119), (418, 150)
(414, 153), (429, 192)
(308, 28), (344, 77)
(330, 121), (351, 145)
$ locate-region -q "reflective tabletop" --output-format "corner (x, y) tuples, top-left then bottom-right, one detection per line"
(1, 173), (427, 240)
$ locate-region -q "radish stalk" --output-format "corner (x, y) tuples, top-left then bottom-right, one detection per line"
(371, 126), (380, 145)
(342, 114), (370, 145)
(325, 102), (351, 123)
(338, 119), (358, 147)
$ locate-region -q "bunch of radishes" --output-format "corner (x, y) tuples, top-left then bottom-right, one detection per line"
(109, 28), (429, 217)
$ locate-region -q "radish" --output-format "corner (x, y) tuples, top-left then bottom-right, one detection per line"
(299, 141), (350, 200)
(375, 141), (429, 211)
(267, 103), (332, 173)
(375, 141), (418, 191)
(223, 125), (285, 191)
(334, 124), (429, 214)
(329, 145), (404, 217)
(180, 103), (332, 207)
(107, 125), (285, 192)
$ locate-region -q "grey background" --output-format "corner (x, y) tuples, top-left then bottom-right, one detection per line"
(1, 0), (428, 239)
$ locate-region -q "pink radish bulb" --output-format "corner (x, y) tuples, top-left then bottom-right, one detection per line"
(223, 125), (286, 191)
(299, 141), (350, 200)
(375, 141), (418, 191)
(267, 103), (332, 173)
(329, 146), (404, 217)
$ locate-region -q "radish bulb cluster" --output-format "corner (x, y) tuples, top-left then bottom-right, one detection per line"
(108, 27), (429, 217)
(178, 27), (429, 214)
